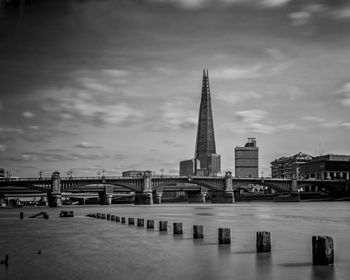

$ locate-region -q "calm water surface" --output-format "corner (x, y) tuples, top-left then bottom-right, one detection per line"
(0, 202), (349, 280)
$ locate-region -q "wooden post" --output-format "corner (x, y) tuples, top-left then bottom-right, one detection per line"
(121, 217), (125, 224)
(159, 221), (168, 231)
(128, 218), (134, 225)
(147, 220), (154, 229)
(101, 213), (106, 219)
(193, 225), (204, 239)
(137, 218), (144, 227)
(97, 213), (101, 218)
(111, 215), (115, 221)
(218, 228), (231, 244)
(116, 216), (120, 222)
(312, 236), (334, 265)
(256, 231), (271, 252)
(20, 212), (24, 219)
(173, 223), (183, 235)
(107, 214), (111, 220)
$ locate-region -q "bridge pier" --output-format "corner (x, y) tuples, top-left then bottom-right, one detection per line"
(135, 192), (153, 205)
(99, 185), (114, 205)
(154, 191), (163, 204)
(211, 171), (234, 203)
(187, 191), (206, 203)
(135, 171), (153, 205)
(48, 172), (62, 207)
(211, 191), (235, 203)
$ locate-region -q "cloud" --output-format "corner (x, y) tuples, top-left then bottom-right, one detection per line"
(0, 127), (23, 134)
(278, 123), (305, 130)
(74, 142), (102, 149)
(302, 116), (325, 123)
(215, 90), (262, 105)
(289, 11), (312, 26)
(22, 111), (35, 118)
(334, 83), (350, 106)
(211, 65), (261, 80)
(0, 144), (7, 152)
(331, 6), (350, 19)
(153, 99), (197, 130)
(221, 110), (276, 134)
(235, 109), (269, 123)
(261, 0), (291, 8)
(3, 151), (108, 162)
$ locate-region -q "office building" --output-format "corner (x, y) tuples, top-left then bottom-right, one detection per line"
(179, 158), (200, 176)
(271, 152), (313, 179)
(194, 69), (221, 175)
(235, 138), (258, 178)
(299, 154), (350, 180)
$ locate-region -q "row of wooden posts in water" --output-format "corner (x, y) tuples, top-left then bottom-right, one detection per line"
(87, 212), (334, 266)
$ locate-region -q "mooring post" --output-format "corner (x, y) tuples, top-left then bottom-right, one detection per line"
(121, 217), (125, 224)
(128, 218), (134, 225)
(116, 216), (120, 222)
(159, 221), (168, 231)
(137, 218), (144, 227)
(173, 223), (183, 235)
(101, 213), (106, 219)
(107, 214), (111, 220)
(97, 213), (101, 219)
(111, 215), (115, 221)
(256, 231), (271, 252)
(19, 212), (24, 219)
(193, 225), (204, 239)
(218, 228), (231, 244)
(147, 220), (154, 229)
(312, 236), (334, 265)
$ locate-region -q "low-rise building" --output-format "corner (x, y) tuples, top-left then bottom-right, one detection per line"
(299, 154), (350, 180)
(271, 152), (313, 179)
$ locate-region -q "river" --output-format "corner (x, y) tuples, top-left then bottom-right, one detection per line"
(0, 202), (349, 280)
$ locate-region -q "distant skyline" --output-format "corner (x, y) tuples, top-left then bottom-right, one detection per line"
(0, 0), (350, 177)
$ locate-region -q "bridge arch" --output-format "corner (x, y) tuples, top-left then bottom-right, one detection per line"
(152, 179), (224, 192)
(232, 182), (290, 193)
(63, 182), (140, 193)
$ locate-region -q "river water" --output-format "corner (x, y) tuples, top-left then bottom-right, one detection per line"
(0, 202), (349, 280)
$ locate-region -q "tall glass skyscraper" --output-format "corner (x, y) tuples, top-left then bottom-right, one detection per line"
(194, 69), (221, 176)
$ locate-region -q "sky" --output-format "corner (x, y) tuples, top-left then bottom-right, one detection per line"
(0, 0), (350, 178)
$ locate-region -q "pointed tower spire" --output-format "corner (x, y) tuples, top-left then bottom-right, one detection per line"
(195, 69), (219, 175)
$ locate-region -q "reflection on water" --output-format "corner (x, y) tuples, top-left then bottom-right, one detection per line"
(0, 202), (349, 280)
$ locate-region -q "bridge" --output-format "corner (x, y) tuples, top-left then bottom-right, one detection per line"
(0, 171), (349, 206)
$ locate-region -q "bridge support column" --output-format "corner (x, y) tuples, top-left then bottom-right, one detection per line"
(200, 191), (207, 203)
(187, 191), (204, 203)
(103, 194), (113, 205)
(154, 192), (163, 204)
(48, 172), (62, 207)
(135, 192), (153, 205)
(211, 171), (234, 203)
(100, 186), (114, 205)
(135, 171), (153, 205)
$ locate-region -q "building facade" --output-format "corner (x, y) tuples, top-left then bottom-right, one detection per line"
(194, 69), (221, 176)
(270, 152), (313, 179)
(179, 158), (200, 176)
(299, 154), (350, 180)
(235, 138), (258, 178)
(122, 170), (147, 177)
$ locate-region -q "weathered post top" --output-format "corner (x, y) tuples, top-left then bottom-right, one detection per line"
(225, 171), (232, 178)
